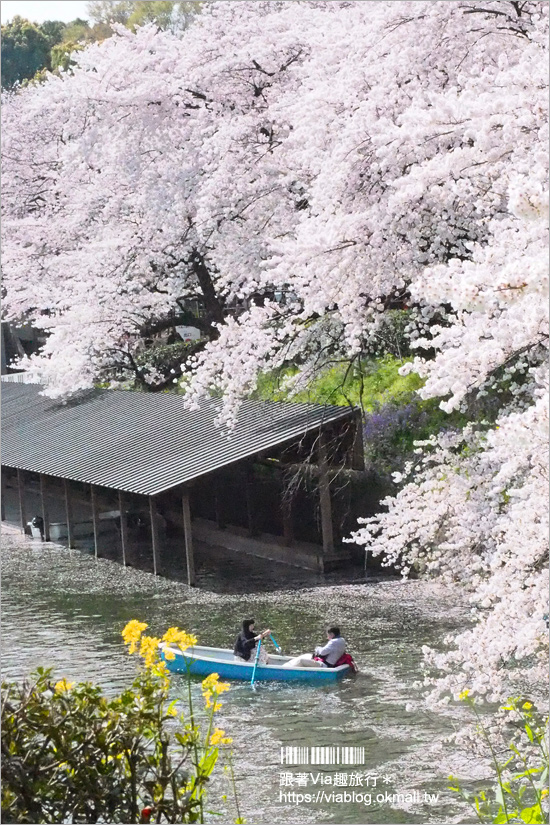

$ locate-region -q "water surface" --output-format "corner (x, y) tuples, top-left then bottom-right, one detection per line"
(1, 527), (477, 824)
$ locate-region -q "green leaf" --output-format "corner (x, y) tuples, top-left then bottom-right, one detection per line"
(199, 749), (219, 777)
(519, 804), (544, 823)
(495, 786), (509, 807)
(513, 768), (542, 779)
(1, 634), (232, 822)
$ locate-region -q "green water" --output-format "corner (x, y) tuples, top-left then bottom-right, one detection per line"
(1, 529), (477, 824)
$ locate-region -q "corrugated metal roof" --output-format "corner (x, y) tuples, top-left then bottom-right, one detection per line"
(1, 372), (29, 383)
(1, 382), (354, 496)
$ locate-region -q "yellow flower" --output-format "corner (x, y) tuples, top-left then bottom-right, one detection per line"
(162, 627), (181, 644)
(162, 627), (197, 651)
(180, 632), (197, 650)
(201, 673), (220, 691)
(459, 688), (470, 700)
(202, 673), (230, 710)
(210, 728), (225, 745)
(54, 678), (74, 692)
(163, 648), (176, 661)
(139, 634), (161, 668)
(152, 660), (169, 679)
(522, 701), (533, 710)
(122, 620), (148, 654)
(210, 728), (233, 746)
(541, 789), (548, 798)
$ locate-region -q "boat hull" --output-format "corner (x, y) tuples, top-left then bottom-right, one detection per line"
(160, 645), (350, 683)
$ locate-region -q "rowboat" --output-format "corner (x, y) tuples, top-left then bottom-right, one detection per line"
(160, 644), (350, 683)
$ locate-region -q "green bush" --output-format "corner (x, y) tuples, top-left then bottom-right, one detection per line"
(1, 621), (240, 824)
(449, 695), (549, 824)
(255, 354), (424, 409)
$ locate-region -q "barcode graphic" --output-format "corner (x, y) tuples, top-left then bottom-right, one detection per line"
(280, 746), (365, 765)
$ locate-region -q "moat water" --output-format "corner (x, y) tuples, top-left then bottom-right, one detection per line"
(1, 526), (480, 824)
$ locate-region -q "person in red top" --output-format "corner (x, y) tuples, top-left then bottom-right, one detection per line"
(282, 625), (352, 669)
(313, 626), (347, 666)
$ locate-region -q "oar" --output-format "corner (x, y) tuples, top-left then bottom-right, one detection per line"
(269, 633), (282, 653)
(250, 638), (262, 690)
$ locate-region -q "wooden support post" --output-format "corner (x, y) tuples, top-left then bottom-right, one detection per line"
(39, 474), (51, 541)
(149, 496), (159, 577)
(245, 463), (258, 537)
(1, 470), (6, 522)
(90, 484), (100, 560)
(281, 487), (294, 547)
(64, 479), (74, 548)
(118, 491), (128, 567)
(318, 433), (334, 561)
(17, 469), (27, 534)
(214, 477), (226, 528)
(182, 489), (196, 587)
(351, 410), (365, 470)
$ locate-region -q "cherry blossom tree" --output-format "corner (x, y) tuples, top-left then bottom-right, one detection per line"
(2, 1), (548, 698)
(6, 1), (344, 391)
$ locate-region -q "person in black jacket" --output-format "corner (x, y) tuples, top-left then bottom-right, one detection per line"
(233, 619), (271, 662)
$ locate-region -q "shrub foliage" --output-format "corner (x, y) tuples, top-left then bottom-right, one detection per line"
(1, 622), (235, 824)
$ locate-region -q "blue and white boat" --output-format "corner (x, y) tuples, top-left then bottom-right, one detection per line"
(160, 644), (350, 683)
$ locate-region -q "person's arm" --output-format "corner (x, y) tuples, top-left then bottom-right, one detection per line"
(242, 636), (257, 650)
(252, 629), (271, 641)
(314, 639), (337, 657)
(243, 628), (271, 651)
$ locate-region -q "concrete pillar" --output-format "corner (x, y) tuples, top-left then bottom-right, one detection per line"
(149, 496), (159, 576)
(118, 491), (128, 567)
(318, 433), (334, 559)
(63, 479), (75, 549)
(39, 474), (51, 541)
(90, 484), (100, 560)
(17, 469), (27, 534)
(182, 489), (196, 587)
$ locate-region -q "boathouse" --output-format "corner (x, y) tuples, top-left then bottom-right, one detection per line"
(1, 379), (364, 585)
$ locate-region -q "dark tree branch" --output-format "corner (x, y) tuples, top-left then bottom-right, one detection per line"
(190, 250), (226, 336)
